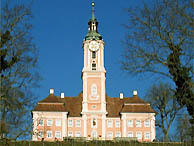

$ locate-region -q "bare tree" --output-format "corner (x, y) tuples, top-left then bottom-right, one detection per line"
(0, 0), (40, 139)
(145, 83), (181, 141)
(121, 0), (194, 138)
(176, 113), (192, 142)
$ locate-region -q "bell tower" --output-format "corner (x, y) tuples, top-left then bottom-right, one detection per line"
(82, 1), (106, 113)
(81, 1), (107, 138)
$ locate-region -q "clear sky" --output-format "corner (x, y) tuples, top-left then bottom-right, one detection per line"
(32, 0), (156, 100)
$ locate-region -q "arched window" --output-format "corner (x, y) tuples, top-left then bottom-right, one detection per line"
(92, 51), (96, 59)
(91, 84), (97, 96)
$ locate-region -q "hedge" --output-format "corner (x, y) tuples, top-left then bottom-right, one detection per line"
(0, 140), (193, 146)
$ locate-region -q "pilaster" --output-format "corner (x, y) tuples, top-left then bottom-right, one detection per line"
(83, 114), (87, 137)
(121, 113), (127, 137)
(102, 114), (106, 139)
(62, 112), (68, 137)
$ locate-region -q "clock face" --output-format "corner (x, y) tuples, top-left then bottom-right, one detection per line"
(89, 41), (99, 51)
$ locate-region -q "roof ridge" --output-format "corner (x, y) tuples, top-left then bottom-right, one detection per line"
(124, 103), (150, 105)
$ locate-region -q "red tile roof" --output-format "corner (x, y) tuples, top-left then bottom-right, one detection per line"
(120, 104), (155, 113)
(33, 93), (155, 117)
(106, 95), (155, 117)
(33, 93), (83, 117)
(34, 104), (67, 112)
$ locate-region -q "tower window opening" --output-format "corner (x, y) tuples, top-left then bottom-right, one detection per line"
(92, 51), (96, 59)
(92, 63), (96, 70)
(92, 23), (96, 30)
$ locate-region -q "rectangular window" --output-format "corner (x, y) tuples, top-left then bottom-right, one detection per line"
(92, 51), (96, 59)
(47, 119), (52, 126)
(38, 119), (44, 126)
(107, 120), (113, 128)
(136, 120), (141, 127)
(47, 131), (52, 138)
(128, 120), (133, 127)
(128, 132), (133, 138)
(55, 131), (61, 138)
(115, 132), (121, 137)
(144, 120), (150, 127)
(145, 132), (150, 139)
(92, 63), (96, 70)
(38, 131), (44, 138)
(107, 133), (113, 139)
(75, 132), (81, 137)
(115, 120), (120, 128)
(56, 119), (61, 126)
(68, 131), (73, 137)
(76, 120), (81, 127)
(68, 120), (73, 127)
(136, 132), (142, 140)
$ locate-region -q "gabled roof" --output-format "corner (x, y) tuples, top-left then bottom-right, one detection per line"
(33, 93), (155, 117)
(39, 94), (64, 103)
(122, 95), (148, 104)
(33, 93), (83, 117)
(120, 104), (155, 113)
(106, 95), (155, 117)
(106, 97), (123, 117)
(34, 104), (67, 112)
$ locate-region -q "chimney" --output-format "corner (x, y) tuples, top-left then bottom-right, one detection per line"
(133, 90), (138, 96)
(120, 93), (123, 99)
(50, 88), (54, 95)
(61, 92), (64, 98)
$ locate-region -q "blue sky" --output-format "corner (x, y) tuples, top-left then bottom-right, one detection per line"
(32, 0), (155, 100)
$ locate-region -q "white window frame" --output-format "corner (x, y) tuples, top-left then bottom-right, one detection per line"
(91, 119), (98, 128)
(136, 120), (141, 127)
(76, 120), (81, 127)
(75, 131), (81, 137)
(136, 132), (142, 140)
(144, 120), (150, 127)
(68, 131), (73, 137)
(107, 132), (113, 139)
(144, 132), (150, 139)
(38, 119), (44, 126)
(55, 131), (61, 139)
(128, 120), (133, 127)
(115, 120), (120, 128)
(68, 119), (73, 127)
(107, 120), (113, 128)
(115, 132), (121, 137)
(47, 131), (52, 138)
(47, 119), (52, 126)
(128, 132), (133, 138)
(56, 119), (61, 127)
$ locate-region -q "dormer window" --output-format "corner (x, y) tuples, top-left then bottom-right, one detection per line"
(92, 51), (96, 59)
(92, 63), (96, 70)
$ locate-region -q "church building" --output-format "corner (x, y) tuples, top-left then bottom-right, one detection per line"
(32, 1), (155, 142)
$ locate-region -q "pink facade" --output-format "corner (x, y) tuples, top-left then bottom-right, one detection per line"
(32, 109), (155, 141)
(32, 1), (155, 142)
